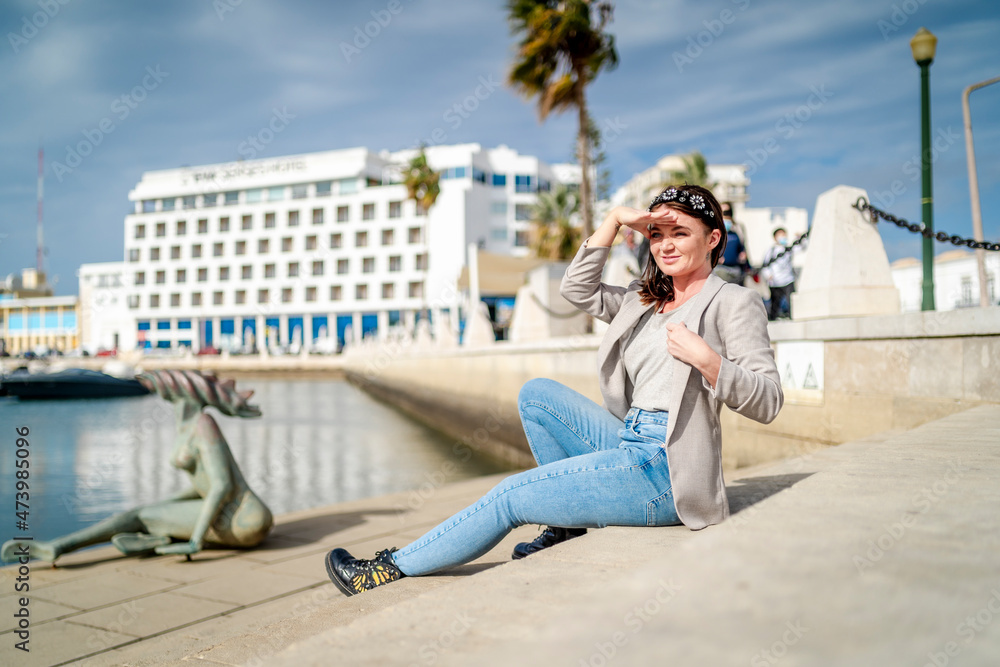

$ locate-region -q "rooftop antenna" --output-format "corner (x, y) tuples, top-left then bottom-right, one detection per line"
(37, 144), (45, 273)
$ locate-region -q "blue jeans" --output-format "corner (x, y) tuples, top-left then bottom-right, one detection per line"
(392, 378), (680, 576)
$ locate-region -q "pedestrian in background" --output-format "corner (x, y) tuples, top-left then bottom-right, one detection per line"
(712, 202), (747, 285)
(760, 227), (796, 320)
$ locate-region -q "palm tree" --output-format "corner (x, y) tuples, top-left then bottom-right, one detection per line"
(666, 151), (716, 189)
(530, 184), (580, 260)
(507, 0), (618, 240)
(402, 147), (440, 213)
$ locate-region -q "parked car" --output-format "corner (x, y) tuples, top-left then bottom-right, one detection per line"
(196, 346), (221, 356)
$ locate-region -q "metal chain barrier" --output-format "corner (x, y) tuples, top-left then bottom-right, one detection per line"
(529, 291), (582, 319)
(853, 197), (1000, 251)
(753, 228), (810, 274)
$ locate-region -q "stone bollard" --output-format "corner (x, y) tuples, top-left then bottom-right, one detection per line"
(462, 301), (497, 347)
(791, 185), (901, 320)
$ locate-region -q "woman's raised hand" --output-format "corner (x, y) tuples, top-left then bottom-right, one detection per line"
(607, 206), (675, 238)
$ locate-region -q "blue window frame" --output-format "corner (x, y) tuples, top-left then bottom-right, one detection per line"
(515, 174), (534, 193)
(156, 320), (171, 330)
(388, 310), (401, 326)
(203, 320), (214, 346)
(361, 313), (378, 338)
(156, 340), (171, 349)
(336, 314), (353, 349)
(311, 316), (329, 341)
(242, 319), (255, 346)
(288, 316), (304, 343)
(137, 320), (151, 331)
(220, 318), (235, 335)
(473, 168), (487, 184)
(177, 320), (192, 330)
(492, 173), (506, 187)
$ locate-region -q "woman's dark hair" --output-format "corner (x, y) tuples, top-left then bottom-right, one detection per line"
(637, 183), (726, 307)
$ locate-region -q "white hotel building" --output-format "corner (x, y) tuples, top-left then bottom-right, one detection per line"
(124, 143), (571, 351)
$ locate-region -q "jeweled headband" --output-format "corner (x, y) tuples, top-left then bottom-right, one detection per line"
(647, 188), (715, 218)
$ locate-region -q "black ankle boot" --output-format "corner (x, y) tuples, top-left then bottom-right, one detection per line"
(512, 526), (587, 560)
(325, 547), (404, 596)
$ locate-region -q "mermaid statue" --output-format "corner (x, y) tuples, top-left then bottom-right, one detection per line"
(1, 370), (273, 564)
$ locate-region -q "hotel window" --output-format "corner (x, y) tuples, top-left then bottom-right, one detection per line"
(416, 203), (427, 217)
(198, 268), (208, 282)
(134, 271), (145, 285)
(242, 265), (252, 280)
(224, 191), (239, 206)
(203, 193), (217, 207)
(156, 222), (166, 237)
(182, 195), (196, 209)
(143, 199), (156, 213)
(150, 294), (160, 308)
(176, 220), (187, 235)
(473, 167), (487, 183)
(129, 248), (140, 262)
(356, 284), (368, 300)
(246, 188), (262, 203)
(330, 232), (342, 248)
(514, 230), (529, 247)
(176, 269), (186, 283)
(219, 266), (230, 281)
(315, 181), (332, 197)
(337, 259), (349, 274)
(171, 293), (181, 307)
(305, 286), (317, 302)
(162, 198), (176, 211)
(382, 282), (395, 299)
(213, 291), (224, 306)
(408, 227), (422, 244)
(198, 219), (208, 234)
(213, 242), (224, 257)
(258, 239), (269, 254)
(265, 212), (276, 228)
(150, 247), (161, 261)
(356, 231), (368, 247)
(514, 174), (534, 193)
(336, 205), (349, 222)
(258, 289), (269, 304)
(362, 203), (375, 220)
(282, 237), (293, 252)
(219, 217), (230, 232)
(128, 295), (139, 309)
(381, 229), (394, 246)
(288, 262), (300, 278)
(282, 287), (293, 302)
(241, 215), (252, 230)
(288, 210), (299, 227)
(312, 208), (324, 225)
(235, 240), (246, 255)
(408, 281), (424, 298)
(171, 246), (181, 260)
(492, 173), (507, 187)
(191, 292), (202, 306)
(338, 178), (358, 195)
(305, 235), (318, 250)
(490, 201), (507, 215)
(191, 244), (202, 258)
(291, 184), (308, 199)
(415, 253), (428, 270)
(267, 186), (284, 201)
(135, 224), (146, 239)
(264, 263), (276, 278)
(235, 290), (246, 304)
(491, 228), (507, 241)
(388, 255), (402, 272)
(362, 257), (375, 274)
(156, 270), (166, 284)
(330, 285), (342, 301)
(312, 260), (324, 276)
(388, 201), (402, 219)
(515, 204), (532, 221)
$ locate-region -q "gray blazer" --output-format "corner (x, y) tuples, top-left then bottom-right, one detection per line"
(560, 241), (783, 529)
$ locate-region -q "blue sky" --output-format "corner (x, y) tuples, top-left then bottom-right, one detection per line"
(1, 0), (998, 296)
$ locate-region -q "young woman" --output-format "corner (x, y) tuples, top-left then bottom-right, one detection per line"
(324, 184), (783, 596)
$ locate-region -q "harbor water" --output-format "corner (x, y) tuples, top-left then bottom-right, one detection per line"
(0, 376), (512, 542)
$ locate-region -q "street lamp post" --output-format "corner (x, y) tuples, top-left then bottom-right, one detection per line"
(911, 27), (937, 311)
(962, 74), (1000, 308)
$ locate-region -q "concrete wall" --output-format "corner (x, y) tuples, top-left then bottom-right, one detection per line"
(343, 307), (1000, 470)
